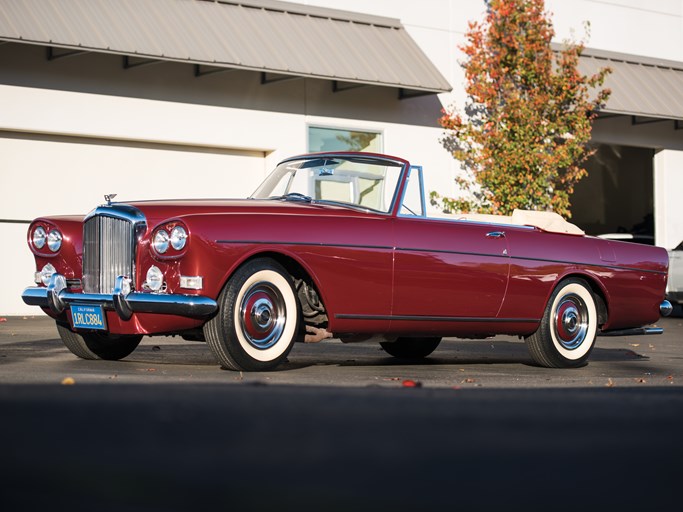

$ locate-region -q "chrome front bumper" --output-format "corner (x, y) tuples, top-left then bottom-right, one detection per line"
(22, 274), (217, 320)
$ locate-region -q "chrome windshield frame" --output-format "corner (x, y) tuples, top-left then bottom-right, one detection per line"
(252, 152), (410, 216)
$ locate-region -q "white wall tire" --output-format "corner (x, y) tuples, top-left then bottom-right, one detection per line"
(56, 323), (142, 361)
(204, 258), (300, 371)
(525, 279), (598, 368)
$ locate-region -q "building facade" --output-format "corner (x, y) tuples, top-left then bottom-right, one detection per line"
(1, 0), (682, 314)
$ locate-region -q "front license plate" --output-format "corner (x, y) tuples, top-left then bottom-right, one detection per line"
(71, 304), (107, 331)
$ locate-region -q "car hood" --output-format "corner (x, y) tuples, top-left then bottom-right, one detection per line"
(121, 198), (381, 226)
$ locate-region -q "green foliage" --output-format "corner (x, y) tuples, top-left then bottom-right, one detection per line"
(437, 0), (611, 217)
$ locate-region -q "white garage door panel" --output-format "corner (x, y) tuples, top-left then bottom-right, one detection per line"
(0, 134), (266, 220)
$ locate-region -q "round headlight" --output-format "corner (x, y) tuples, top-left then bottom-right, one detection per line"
(47, 230), (62, 252)
(33, 226), (47, 249)
(170, 226), (187, 251)
(153, 230), (169, 254)
(146, 265), (164, 292)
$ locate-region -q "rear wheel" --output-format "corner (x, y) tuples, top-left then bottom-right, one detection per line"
(57, 323), (142, 360)
(380, 337), (442, 359)
(204, 258), (300, 371)
(525, 278), (598, 368)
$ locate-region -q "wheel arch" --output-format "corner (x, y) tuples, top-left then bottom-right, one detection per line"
(222, 250), (331, 326)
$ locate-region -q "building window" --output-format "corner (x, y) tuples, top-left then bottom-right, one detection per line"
(308, 126), (382, 153)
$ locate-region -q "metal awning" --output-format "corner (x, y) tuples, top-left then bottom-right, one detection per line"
(578, 47), (683, 121)
(0, 0), (452, 95)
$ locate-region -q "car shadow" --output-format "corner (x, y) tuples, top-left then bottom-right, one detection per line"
(0, 336), (651, 372)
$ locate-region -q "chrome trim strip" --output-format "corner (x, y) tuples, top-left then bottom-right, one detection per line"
(216, 240), (394, 250)
(598, 327), (664, 337)
(397, 165), (426, 218)
(84, 204), (147, 224)
(335, 313), (539, 323)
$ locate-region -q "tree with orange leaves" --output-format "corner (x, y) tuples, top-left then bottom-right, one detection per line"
(435, 0), (611, 218)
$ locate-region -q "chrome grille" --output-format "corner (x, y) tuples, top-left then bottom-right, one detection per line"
(82, 214), (135, 294)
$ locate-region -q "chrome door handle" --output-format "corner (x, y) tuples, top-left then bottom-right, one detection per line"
(486, 231), (506, 238)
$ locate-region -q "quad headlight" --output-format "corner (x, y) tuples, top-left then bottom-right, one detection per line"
(30, 225), (62, 253)
(32, 226), (47, 249)
(153, 230), (170, 254)
(170, 226), (187, 251)
(152, 223), (188, 256)
(47, 229), (62, 252)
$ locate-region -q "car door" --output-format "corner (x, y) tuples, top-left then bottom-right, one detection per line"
(391, 166), (509, 320)
(392, 218), (510, 319)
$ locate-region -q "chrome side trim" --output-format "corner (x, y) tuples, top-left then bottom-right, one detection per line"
(598, 327), (664, 337)
(22, 274), (217, 320)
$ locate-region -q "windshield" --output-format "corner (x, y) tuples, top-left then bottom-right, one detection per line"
(251, 155), (405, 213)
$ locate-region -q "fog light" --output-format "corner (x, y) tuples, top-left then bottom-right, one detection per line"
(180, 275), (203, 290)
(146, 265), (164, 292)
(39, 263), (56, 286)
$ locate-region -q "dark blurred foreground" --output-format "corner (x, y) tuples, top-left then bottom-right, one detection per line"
(1, 383), (681, 512)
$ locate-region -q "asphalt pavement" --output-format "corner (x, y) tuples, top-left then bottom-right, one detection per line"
(1, 314), (682, 511)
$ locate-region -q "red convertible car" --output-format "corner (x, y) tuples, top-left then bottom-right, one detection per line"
(22, 152), (671, 371)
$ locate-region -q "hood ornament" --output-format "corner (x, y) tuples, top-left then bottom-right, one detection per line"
(104, 194), (117, 205)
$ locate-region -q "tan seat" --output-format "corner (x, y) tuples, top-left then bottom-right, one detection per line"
(428, 208), (584, 235)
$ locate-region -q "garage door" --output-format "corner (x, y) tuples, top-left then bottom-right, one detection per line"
(0, 131), (267, 220)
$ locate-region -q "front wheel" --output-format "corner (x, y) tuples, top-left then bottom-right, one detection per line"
(57, 323), (142, 360)
(204, 258), (300, 371)
(380, 337), (442, 359)
(525, 278), (598, 368)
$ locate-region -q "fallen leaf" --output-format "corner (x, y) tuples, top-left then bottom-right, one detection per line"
(629, 343), (640, 347)
(61, 377), (75, 385)
(636, 378), (647, 383)
(606, 378), (614, 388)
(0, 317), (7, 322)
(402, 379), (422, 388)
(462, 378), (477, 384)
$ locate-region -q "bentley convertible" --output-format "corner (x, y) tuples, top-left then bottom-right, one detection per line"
(22, 152), (672, 371)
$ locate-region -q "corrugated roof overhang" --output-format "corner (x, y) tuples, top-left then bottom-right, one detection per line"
(0, 0), (452, 95)
(577, 47), (683, 121)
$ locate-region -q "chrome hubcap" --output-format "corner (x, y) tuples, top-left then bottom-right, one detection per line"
(553, 293), (589, 350)
(239, 282), (286, 350)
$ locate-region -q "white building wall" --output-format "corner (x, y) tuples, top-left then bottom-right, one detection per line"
(654, 150), (683, 249)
